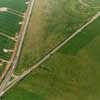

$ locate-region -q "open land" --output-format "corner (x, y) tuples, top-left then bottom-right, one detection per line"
(0, 0), (100, 99)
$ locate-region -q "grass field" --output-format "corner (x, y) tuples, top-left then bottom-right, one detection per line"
(0, 0), (27, 74)
(3, 16), (100, 100)
(15, 0), (100, 74)
(0, 0), (27, 36)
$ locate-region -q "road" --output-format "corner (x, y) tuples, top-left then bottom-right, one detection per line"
(0, 0), (36, 94)
(0, 11), (100, 97)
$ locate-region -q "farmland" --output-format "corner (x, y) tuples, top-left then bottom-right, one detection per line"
(0, 0), (27, 75)
(3, 15), (100, 100)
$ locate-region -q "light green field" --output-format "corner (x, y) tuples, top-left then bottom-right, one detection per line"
(15, 0), (100, 74)
(0, 0), (27, 36)
(3, 10), (100, 100)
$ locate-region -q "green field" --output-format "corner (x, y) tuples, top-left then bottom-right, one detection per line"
(0, 0), (27, 74)
(15, 0), (100, 74)
(0, 12), (22, 36)
(3, 16), (100, 100)
(0, 0), (27, 36)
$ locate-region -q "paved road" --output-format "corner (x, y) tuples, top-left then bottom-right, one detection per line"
(0, 11), (100, 97)
(0, 0), (35, 94)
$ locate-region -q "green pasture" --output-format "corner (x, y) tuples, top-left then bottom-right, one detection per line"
(0, 35), (15, 60)
(15, 0), (100, 73)
(3, 16), (100, 100)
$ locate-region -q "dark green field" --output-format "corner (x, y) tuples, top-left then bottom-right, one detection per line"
(0, 0), (27, 74)
(0, 63), (6, 75)
(3, 13), (100, 100)
(15, 0), (100, 74)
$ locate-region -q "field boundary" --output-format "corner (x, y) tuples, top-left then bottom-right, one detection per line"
(0, 11), (100, 97)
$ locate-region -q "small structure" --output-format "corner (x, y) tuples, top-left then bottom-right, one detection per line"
(19, 22), (23, 25)
(3, 49), (8, 53)
(3, 48), (13, 53)
(25, 1), (30, 5)
(0, 7), (8, 12)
